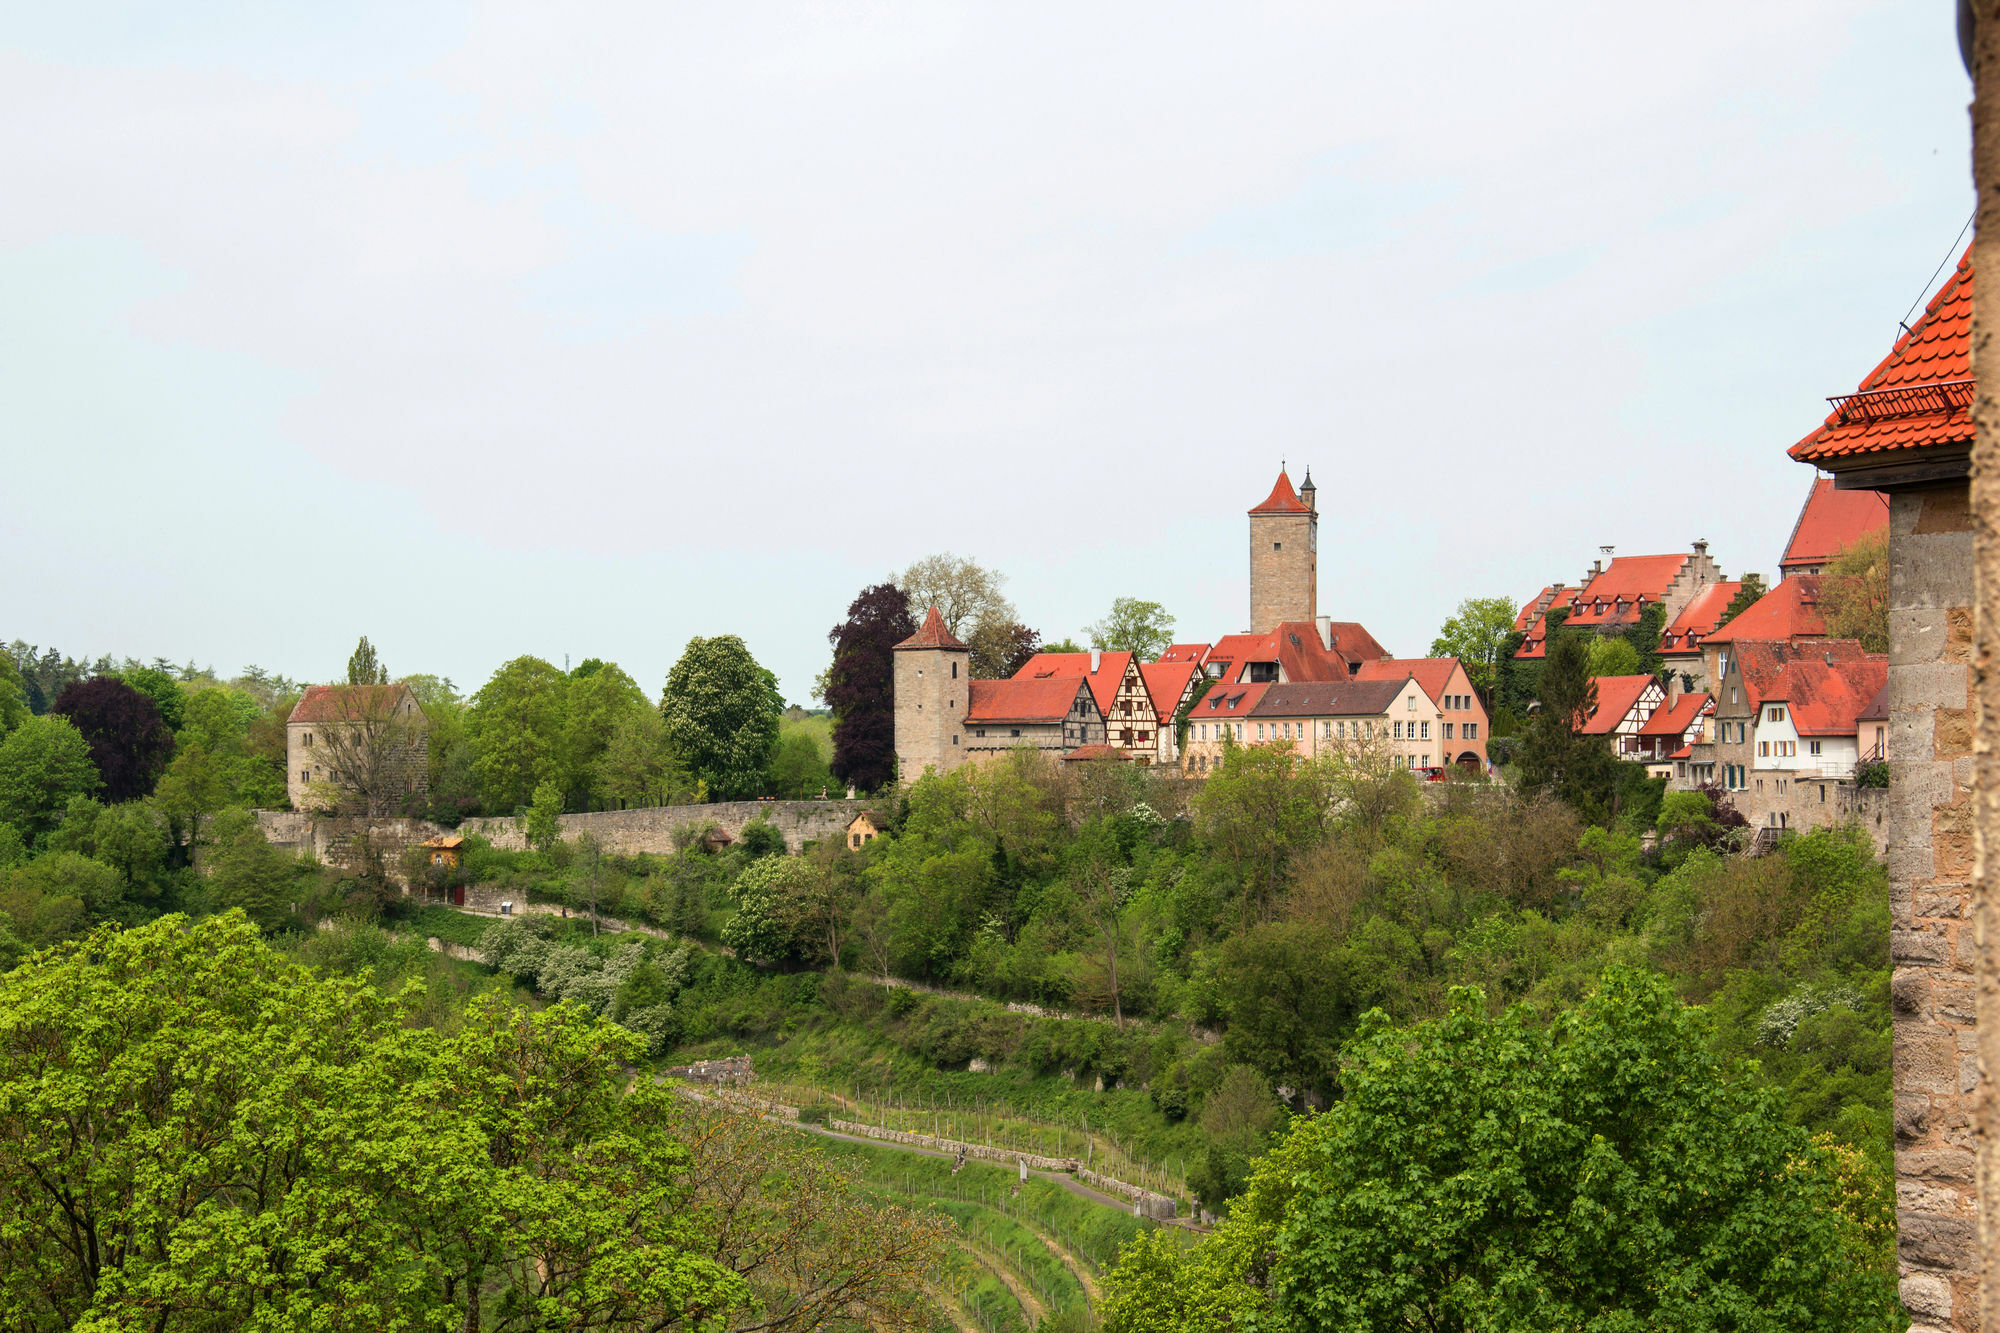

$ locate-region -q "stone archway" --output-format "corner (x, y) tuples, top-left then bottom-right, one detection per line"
(1455, 751), (1481, 772)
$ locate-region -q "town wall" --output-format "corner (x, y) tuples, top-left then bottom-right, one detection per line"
(1883, 481), (1977, 1332)
(256, 800), (863, 875)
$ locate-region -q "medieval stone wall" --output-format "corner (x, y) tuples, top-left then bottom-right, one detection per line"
(1884, 481), (1978, 1332)
(256, 800), (863, 875)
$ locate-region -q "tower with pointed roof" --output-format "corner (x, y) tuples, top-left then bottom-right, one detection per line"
(891, 606), (971, 780)
(1248, 468), (1317, 634)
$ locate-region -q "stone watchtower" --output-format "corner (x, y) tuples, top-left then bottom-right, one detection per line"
(892, 606), (971, 781)
(1248, 467), (1318, 633)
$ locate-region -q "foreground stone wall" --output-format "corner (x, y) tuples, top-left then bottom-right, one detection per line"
(1885, 482), (1978, 1332)
(257, 800), (862, 874)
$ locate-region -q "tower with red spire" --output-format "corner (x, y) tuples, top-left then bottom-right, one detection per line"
(1248, 466), (1317, 633)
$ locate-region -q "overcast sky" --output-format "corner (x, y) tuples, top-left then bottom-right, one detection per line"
(0, 2), (1974, 702)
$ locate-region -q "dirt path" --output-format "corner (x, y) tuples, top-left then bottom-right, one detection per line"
(968, 1245), (1046, 1327)
(1015, 1215), (1102, 1305)
(927, 1286), (980, 1333)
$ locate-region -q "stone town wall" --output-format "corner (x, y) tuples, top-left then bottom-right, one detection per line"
(256, 800), (862, 875)
(1884, 482), (1978, 1333)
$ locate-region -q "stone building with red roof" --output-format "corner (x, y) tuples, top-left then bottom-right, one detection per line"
(1011, 649), (1162, 763)
(1178, 676), (1439, 777)
(286, 683), (429, 813)
(1514, 542), (1728, 660)
(1638, 692), (1713, 775)
(1657, 580), (1742, 689)
(1573, 674), (1666, 760)
(1786, 245), (1974, 1318)
(1249, 469), (1318, 633)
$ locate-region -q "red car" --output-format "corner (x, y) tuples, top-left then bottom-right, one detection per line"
(1416, 766), (1449, 783)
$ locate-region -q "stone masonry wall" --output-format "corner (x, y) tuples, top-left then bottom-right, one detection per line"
(1249, 509), (1315, 634)
(1885, 482), (1979, 1332)
(257, 800), (863, 875)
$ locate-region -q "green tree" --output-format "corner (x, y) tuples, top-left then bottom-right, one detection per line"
(1041, 636), (1085, 654)
(346, 633), (389, 685)
(766, 727), (834, 799)
(1427, 596), (1518, 702)
(660, 636), (783, 801)
(1216, 921), (1350, 1104)
(595, 704), (696, 808)
(1191, 742), (1336, 920)
(894, 552), (1013, 639)
(721, 854), (817, 963)
(1821, 530), (1889, 653)
(1723, 573), (1768, 623)
(1261, 971), (1897, 1330)
(0, 714), (101, 843)
(562, 660), (648, 808)
(119, 664), (188, 732)
(1584, 633), (1641, 677)
(1085, 597), (1178, 661)
(466, 655), (570, 813)
(524, 779), (565, 855)
(0, 653), (28, 735)
(205, 807), (295, 931)
(1514, 631), (1617, 823)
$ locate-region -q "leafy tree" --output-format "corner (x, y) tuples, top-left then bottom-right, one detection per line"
(1261, 971), (1897, 1330)
(967, 617), (1042, 679)
(466, 655), (570, 812)
(119, 664), (187, 732)
(46, 798), (169, 899)
(346, 633), (389, 684)
(0, 714), (101, 842)
(1041, 636), (1085, 654)
(1086, 597), (1178, 661)
(1216, 921), (1349, 1104)
(894, 552), (1012, 638)
(722, 854), (817, 963)
(561, 659), (648, 808)
(51, 676), (175, 802)
(1722, 573), (1768, 623)
(595, 704), (696, 808)
(524, 779), (565, 855)
(1514, 631), (1617, 823)
(0, 654), (27, 737)
(1192, 742), (1336, 919)
(1427, 595), (1518, 702)
(1821, 530), (1889, 652)
(204, 807), (295, 931)
(1584, 633), (1641, 677)
(826, 583), (916, 792)
(766, 728), (834, 799)
(660, 636), (782, 801)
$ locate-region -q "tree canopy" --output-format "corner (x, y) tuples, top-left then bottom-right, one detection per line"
(1821, 530), (1889, 653)
(1086, 597), (1178, 661)
(0, 715), (100, 843)
(660, 636), (783, 801)
(826, 582), (915, 792)
(346, 634), (389, 685)
(1427, 596), (1517, 701)
(51, 676), (175, 802)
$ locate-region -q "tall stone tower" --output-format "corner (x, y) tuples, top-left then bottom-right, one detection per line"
(1248, 467), (1317, 632)
(892, 606), (971, 780)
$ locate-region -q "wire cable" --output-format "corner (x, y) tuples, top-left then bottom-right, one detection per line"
(1900, 209), (1975, 337)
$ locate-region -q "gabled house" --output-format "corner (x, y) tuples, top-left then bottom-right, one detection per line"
(1515, 543), (1726, 659)
(1179, 680), (1274, 776)
(287, 683), (430, 813)
(1779, 476), (1889, 577)
(963, 675), (1106, 759)
(1641, 692), (1713, 776)
(1697, 576), (1827, 690)
(1353, 656), (1490, 770)
(1204, 620), (1372, 684)
(1250, 677), (1439, 769)
(1011, 650), (1158, 762)
(1658, 580), (1742, 690)
(1140, 659), (1205, 765)
(1576, 674), (1666, 759)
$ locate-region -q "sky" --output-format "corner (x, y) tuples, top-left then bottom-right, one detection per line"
(0, 2), (1976, 704)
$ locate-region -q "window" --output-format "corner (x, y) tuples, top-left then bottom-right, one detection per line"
(1420, 722), (1430, 740)
(1274, 542), (1282, 550)
(303, 732), (313, 747)
(1768, 706), (1785, 722)
(1809, 740), (1821, 756)
(1393, 721), (1403, 739)
(1759, 741), (1768, 757)
(951, 662), (958, 678)
(1009, 728), (1021, 737)
(975, 728), (986, 737)
(1464, 722), (1478, 739)
(1820, 785), (1827, 803)
(951, 735), (958, 745)
(1322, 721), (1332, 738)
(1257, 723), (1266, 740)
(300, 770), (310, 784)
(1443, 722), (1454, 739)
(1234, 723), (1243, 740)
(1408, 697), (1416, 711)
(851, 835), (862, 848)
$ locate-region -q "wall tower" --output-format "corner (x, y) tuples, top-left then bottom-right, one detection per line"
(892, 606), (971, 780)
(1248, 467), (1317, 633)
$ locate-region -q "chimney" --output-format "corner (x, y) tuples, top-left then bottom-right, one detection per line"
(1090, 648), (1102, 673)
(1316, 615), (1333, 649)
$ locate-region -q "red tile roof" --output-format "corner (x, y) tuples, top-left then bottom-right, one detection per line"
(965, 676), (1092, 725)
(1762, 656), (1889, 736)
(1354, 657), (1461, 705)
(1189, 681), (1273, 719)
(1704, 576), (1825, 646)
(1858, 682), (1889, 723)
(1730, 640), (1883, 725)
(1577, 675), (1658, 735)
(1013, 650), (1135, 717)
(1640, 692), (1712, 737)
(1323, 621), (1390, 667)
(1250, 470), (1310, 515)
(1251, 679), (1408, 718)
(1061, 744), (1128, 763)
(895, 606), (969, 651)
(1157, 643), (1212, 665)
(288, 683), (420, 724)
(1778, 477), (1889, 573)
(1791, 246), (1973, 465)
(1515, 586), (1574, 633)
(1660, 581), (1742, 656)
(1561, 555), (1691, 631)
(1140, 661), (1202, 721)
(1206, 622), (1355, 684)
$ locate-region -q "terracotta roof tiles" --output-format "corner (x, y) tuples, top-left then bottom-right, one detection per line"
(288, 683), (421, 724)
(1778, 477), (1888, 573)
(1354, 657), (1460, 704)
(1250, 470), (1310, 515)
(1660, 581), (1742, 656)
(965, 676), (1091, 725)
(1704, 576), (1825, 646)
(1577, 675), (1657, 735)
(1640, 692), (1713, 737)
(1791, 246), (1972, 465)
(895, 606), (968, 651)
(1251, 679), (1408, 718)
